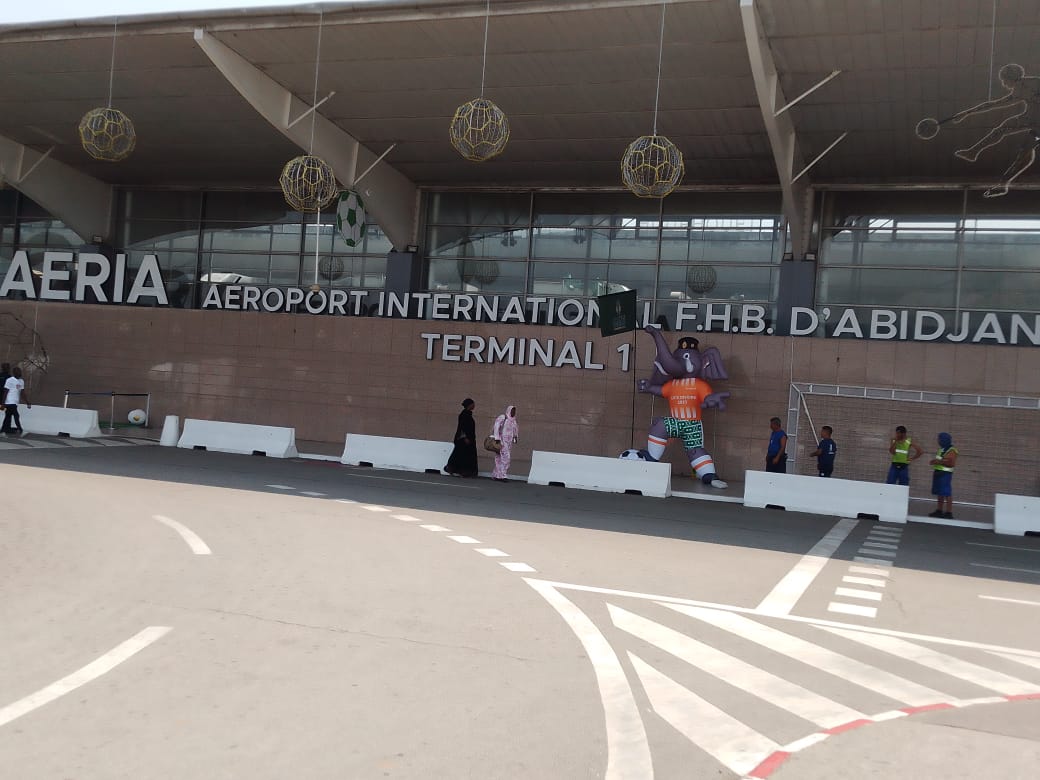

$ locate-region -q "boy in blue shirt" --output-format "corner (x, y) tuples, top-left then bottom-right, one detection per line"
(811, 426), (837, 477)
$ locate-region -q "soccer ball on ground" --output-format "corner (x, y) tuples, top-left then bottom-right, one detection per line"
(619, 448), (651, 461)
(127, 408), (147, 426)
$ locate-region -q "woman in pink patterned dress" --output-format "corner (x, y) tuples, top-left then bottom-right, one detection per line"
(490, 404), (519, 481)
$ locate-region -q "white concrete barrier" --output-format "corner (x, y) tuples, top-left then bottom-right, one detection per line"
(341, 433), (453, 473)
(19, 405), (103, 438)
(743, 470), (909, 524)
(528, 451), (672, 498)
(994, 493), (1040, 537)
(177, 419), (298, 458)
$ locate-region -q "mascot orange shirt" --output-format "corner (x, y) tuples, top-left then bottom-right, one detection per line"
(661, 377), (713, 421)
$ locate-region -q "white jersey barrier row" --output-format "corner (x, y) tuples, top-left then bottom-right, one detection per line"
(528, 451), (672, 498)
(994, 493), (1040, 537)
(177, 419), (299, 458)
(743, 471), (910, 524)
(20, 405), (103, 438)
(341, 434), (452, 473)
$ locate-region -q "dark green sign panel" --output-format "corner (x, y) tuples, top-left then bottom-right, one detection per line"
(597, 289), (637, 337)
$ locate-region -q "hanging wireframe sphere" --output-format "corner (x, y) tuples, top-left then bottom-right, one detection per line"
(457, 258), (500, 286)
(279, 154), (338, 213)
(621, 134), (684, 198)
(78, 107), (136, 162)
(319, 256), (345, 282)
(686, 264), (718, 296)
(450, 97), (510, 162)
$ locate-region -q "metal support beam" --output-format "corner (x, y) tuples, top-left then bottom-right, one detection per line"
(740, 0), (812, 258)
(286, 91), (336, 129)
(792, 132), (847, 184)
(193, 28), (418, 251)
(0, 134), (113, 243)
(774, 70), (841, 117)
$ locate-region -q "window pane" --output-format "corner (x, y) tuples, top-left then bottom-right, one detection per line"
(16, 219), (86, 249)
(532, 222), (659, 261)
(122, 191), (202, 222)
(529, 262), (609, 296)
(818, 268), (956, 308)
(303, 220), (392, 255)
(657, 264), (776, 302)
(428, 258), (526, 293)
(661, 218), (780, 263)
(962, 221), (1040, 269)
(427, 226), (529, 259)
(202, 252), (272, 284)
(533, 193), (660, 226)
(202, 223), (302, 253)
(427, 192), (530, 225)
(121, 220), (199, 251)
(821, 227), (958, 267)
(270, 255), (301, 286)
(204, 192), (302, 224)
(960, 270), (1040, 311)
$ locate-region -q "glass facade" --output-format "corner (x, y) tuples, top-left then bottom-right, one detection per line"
(818, 190), (1040, 334)
(424, 191), (785, 328)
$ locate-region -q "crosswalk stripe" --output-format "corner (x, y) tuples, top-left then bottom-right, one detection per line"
(22, 440), (62, 449)
(628, 653), (778, 777)
(853, 556), (893, 566)
(819, 627), (1040, 695)
(665, 605), (945, 706)
(827, 602), (877, 618)
(834, 587), (883, 602)
(609, 604), (864, 728)
(848, 565), (891, 577)
(843, 576), (887, 588)
(988, 651), (1040, 671)
(862, 541), (899, 550)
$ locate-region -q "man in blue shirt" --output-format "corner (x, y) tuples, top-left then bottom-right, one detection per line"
(766, 417), (788, 473)
(811, 425), (837, 477)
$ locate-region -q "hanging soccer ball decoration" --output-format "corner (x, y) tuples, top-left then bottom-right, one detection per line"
(450, 97), (510, 162)
(686, 264), (718, 296)
(621, 134), (684, 198)
(78, 107), (136, 162)
(279, 154), (337, 213)
(335, 190), (367, 248)
(457, 259), (500, 287)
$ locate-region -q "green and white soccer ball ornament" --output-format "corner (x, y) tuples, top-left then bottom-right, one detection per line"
(335, 190), (367, 248)
(127, 408), (147, 426)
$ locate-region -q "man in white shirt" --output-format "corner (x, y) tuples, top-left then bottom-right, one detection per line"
(2, 366), (31, 437)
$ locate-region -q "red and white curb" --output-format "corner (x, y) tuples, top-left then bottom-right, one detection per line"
(741, 692), (1040, 779)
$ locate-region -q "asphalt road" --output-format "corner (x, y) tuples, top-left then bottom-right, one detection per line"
(1, 440), (1039, 779)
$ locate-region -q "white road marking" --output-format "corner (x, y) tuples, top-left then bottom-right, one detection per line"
(967, 542), (1040, 553)
(827, 602), (878, 618)
(609, 604), (864, 728)
(0, 626), (171, 728)
(756, 517), (858, 616)
(420, 524), (451, 532)
(971, 562), (1040, 575)
(501, 562), (536, 572)
(989, 652), (1040, 671)
(343, 472), (480, 489)
(663, 605), (944, 705)
(531, 580), (1040, 658)
(861, 541), (899, 550)
(843, 576), (887, 588)
(392, 514), (423, 522)
(361, 505), (390, 512)
(628, 653), (778, 777)
(335, 499), (357, 505)
(784, 732), (831, 752)
(978, 595), (1040, 607)
(448, 535), (480, 544)
(819, 627), (1040, 695)
(853, 556), (893, 566)
(266, 484), (296, 490)
(849, 565), (891, 577)
(476, 548), (509, 557)
(300, 491), (327, 497)
(834, 587), (883, 602)
(524, 579), (652, 780)
(153, 514), (212, 555)
(857, 548), (896, 558)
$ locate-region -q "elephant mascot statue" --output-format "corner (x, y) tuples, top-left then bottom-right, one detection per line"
(636, 326), (730, 488)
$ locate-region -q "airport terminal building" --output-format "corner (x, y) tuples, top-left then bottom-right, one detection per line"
(0, 0), (1038, 504)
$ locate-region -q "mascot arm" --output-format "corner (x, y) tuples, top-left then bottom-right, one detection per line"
(702, 391), (731, 411)
(637, 378), (664, 396)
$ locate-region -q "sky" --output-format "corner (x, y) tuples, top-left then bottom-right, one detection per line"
(2, 1), (327, 25)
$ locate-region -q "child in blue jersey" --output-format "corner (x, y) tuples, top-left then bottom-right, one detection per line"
(811, 426), (837, 477)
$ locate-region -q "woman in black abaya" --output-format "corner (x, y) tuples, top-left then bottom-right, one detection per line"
(444, 398), (479, 477)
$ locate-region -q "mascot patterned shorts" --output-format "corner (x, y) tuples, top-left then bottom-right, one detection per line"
(663, 418), (704, 450)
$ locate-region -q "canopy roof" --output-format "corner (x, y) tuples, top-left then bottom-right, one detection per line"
(1, 0), (1037, 191)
